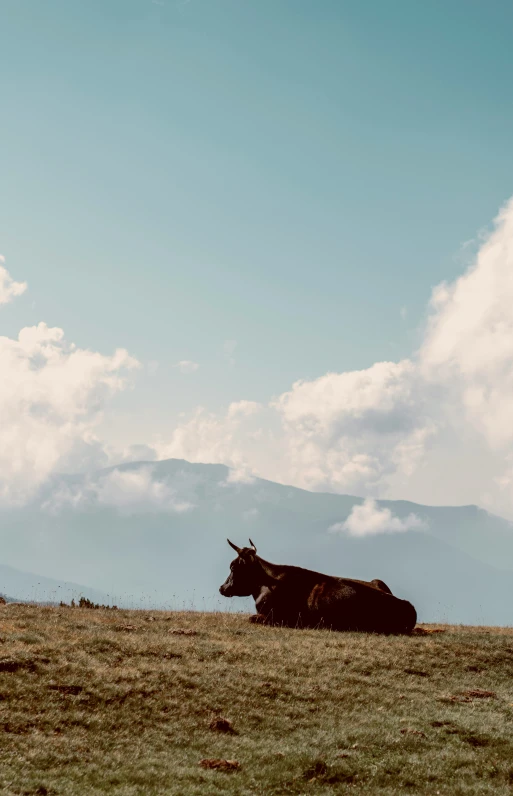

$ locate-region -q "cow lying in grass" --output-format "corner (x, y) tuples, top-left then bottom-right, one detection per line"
(219, 539), (416, 634)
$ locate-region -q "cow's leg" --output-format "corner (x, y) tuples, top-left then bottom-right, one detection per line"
(249, 612), (275, 625)
(250, 586), (277, 625)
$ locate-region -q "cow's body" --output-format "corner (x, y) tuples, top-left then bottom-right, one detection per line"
(219, 541), (416, 635)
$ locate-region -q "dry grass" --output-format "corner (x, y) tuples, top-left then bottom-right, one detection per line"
(1, 606), (513, 794)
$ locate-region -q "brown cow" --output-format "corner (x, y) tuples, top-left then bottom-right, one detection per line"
(219, 539), (416, 634)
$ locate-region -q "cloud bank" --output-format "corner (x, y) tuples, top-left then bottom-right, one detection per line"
(145, 197), (513, 519)
(0, 259), (139, 506)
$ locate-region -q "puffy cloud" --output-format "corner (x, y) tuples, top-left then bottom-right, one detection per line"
(141, 197), (513, 517)
(420, 197), (513, 449)
(227, 400), (262, 418)
(0, 257), (27, 305)
(154, 402), (272, 477)
(158, 360), (435, 496)
(0, 314), (139, 505)
(272, 360), (435, 494)
(329, 498), (427, 537)
(154, 369), (434, 497)
(177, 360), (199, 374)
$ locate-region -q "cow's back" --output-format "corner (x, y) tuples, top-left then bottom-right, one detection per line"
(254, 560), (416, 634)
(306, 575), (416, 634)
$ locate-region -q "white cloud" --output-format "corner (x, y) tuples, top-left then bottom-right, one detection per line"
(177, 360), (199, 374)
(10, 197), (513, 521)
(153, 361), (434, 497)
(0, 309), (139, 506)
(146, 197), (513, 518)
(329, 498), (427, 537)
(227, 400), (262, 418)
(271, 360), (435, 494)
(150, 365), (434, 497)
(420, 197), (513, 449)
(0, 257), (27, 305)
(153, 403), (271, 476)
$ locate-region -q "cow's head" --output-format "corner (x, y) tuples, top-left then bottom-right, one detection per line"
(219, 538), (261, 597)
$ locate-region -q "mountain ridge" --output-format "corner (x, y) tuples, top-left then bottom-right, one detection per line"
(2, 457), (513, 624)
(0, 563), (118, 606)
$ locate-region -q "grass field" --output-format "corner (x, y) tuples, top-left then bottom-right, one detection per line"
(1, 606), (513, 795)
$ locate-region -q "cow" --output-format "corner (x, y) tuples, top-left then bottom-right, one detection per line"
(219, 539), (416, 634)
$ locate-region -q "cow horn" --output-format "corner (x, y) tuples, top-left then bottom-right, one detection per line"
(227, 539), (242, 554)
(248, 538), (257, 553)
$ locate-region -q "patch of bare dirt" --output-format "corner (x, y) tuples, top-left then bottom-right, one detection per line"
(0, 657), (37, 673)
(199, 758), (240, 771)
(48, 684), (84, 696)
(461, 689), (497, 699)
(209, 716), (237, 734)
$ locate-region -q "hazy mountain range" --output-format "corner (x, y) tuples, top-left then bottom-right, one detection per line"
(1, 458), (513, 625)
(0, 564), (113, 606)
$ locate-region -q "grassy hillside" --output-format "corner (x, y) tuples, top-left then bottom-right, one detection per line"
(1, 607), (513, 795)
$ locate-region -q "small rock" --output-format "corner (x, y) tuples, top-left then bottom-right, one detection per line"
(171, 629), (197, 636)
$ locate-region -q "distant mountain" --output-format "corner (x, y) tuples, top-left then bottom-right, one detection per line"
(1, 458), (513, 624)
(0, 564), (117, 606)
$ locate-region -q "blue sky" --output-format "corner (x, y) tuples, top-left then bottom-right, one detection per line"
(2, 0), (513, 511)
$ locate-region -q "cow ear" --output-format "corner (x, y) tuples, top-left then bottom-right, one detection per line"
(227, 539), (242, 555)
(249, 538), (257, 554)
